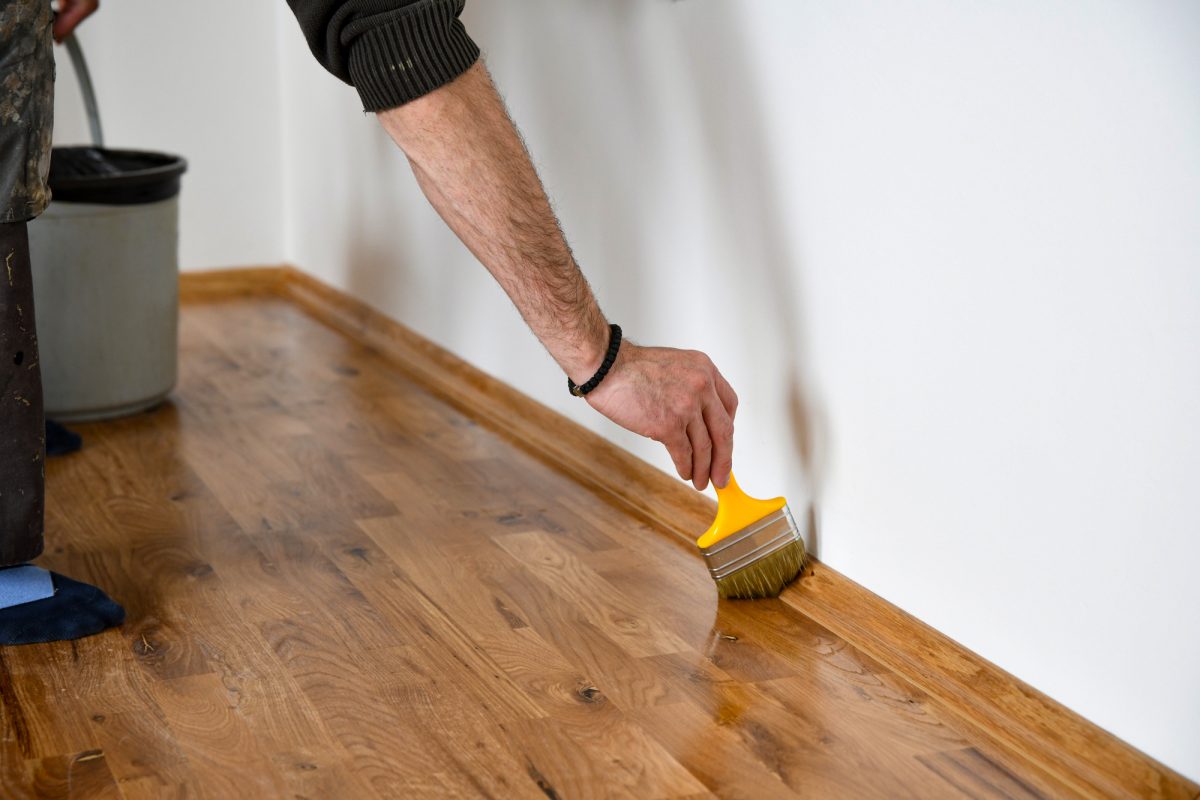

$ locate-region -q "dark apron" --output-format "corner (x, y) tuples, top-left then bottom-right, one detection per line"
(0, 0), (55, 564)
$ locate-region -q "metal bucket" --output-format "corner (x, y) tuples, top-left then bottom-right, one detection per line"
(27, 36), (187, 421)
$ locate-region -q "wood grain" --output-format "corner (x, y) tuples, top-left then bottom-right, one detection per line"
(0, 267), (1189, 798)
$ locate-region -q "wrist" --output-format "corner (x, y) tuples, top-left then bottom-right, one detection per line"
(565, 317), (612, 385)
(585, 339), (630, 402)
(567, 324), (623, 397)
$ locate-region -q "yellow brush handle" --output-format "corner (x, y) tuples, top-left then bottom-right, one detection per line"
(696, 472), (787, 549)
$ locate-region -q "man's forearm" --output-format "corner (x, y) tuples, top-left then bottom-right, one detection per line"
(374, 59), (737, 491)
(376, 61), (610, 382)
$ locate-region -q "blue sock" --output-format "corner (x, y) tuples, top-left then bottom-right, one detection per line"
(0, 565), (55, 609)
(0, 566), (124, 645)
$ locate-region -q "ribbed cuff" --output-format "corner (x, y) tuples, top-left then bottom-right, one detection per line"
(346, 0), (481, 111)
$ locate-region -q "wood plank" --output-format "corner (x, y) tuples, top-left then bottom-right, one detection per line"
(148, 672), (287, 799)
(191, 622), (341, 755)
(493, 530), (694, 659)
(917, 747), (1046, 800)
(25, 749), (122, 800)
(177, 266), (284, 303)
(84, 708), (194, 794)
(258, 615), (445, 798)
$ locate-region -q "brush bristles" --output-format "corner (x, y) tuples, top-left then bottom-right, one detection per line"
(713, 539), (807, 600)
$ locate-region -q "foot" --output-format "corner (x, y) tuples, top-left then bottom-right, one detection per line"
(0, 565), (124, 645)
(45, 419), (83, 457)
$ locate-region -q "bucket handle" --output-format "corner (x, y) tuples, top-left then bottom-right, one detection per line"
(62, 34), (103, 147)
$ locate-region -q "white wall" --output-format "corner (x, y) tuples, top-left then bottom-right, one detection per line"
(53, 0), (285, 269)
(58, 0), (1200, 779)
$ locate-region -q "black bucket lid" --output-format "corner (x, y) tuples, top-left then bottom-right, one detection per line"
(48, 146), (186, 205)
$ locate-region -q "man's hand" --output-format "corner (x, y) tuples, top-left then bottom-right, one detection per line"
(585, 344), (737, 491)
(53, 0), (99, 43)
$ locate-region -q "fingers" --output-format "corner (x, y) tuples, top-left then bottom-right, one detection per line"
(702, 398), (734, 489)
(713, 369), (738, 422)
(686, 417), (713, 491)
(53, 0), (100, 43)
(662, 429), (693, 484)
(664, 358), (736, 491)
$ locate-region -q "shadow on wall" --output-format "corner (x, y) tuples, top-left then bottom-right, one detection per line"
(335, 2), (658, 390)
(663, 4), (829, 554)
(341, 122), (441, 333)
(489, 3), (832, 539)
(464, 1), (662, 352)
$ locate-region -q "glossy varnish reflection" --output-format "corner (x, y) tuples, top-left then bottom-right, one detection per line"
(0, 273), (1191, 798)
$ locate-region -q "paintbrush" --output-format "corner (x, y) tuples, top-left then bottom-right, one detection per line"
(697, 473), (806, 599)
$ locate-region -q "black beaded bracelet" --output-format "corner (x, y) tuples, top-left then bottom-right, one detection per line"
(568, 324), (622, 397)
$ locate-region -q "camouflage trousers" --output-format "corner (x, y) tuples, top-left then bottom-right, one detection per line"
(1, 0), (54, 224)
(0, 0), (53, 565)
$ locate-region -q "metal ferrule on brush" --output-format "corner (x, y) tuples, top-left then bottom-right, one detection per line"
(700, 505), (801, 581)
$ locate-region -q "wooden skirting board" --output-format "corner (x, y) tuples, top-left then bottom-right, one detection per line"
(181, 266), (1198, 799)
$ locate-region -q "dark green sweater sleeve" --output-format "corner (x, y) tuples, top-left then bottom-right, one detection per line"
(285, 0), (480, 111)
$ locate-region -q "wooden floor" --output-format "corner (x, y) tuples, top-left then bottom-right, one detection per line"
(0, 291), (1186, 798)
